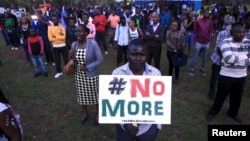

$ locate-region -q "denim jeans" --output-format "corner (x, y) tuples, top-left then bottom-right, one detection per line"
(0, 29), (11, 45)
(31, 55), (48, 74)
(21, 39), (30, 62)
(185, 31), (194, 48)
(190, 42), (210, 71)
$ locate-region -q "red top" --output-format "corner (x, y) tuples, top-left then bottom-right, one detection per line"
(93, 15), (107, 32)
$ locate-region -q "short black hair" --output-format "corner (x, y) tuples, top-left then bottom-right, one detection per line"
(68, 17), (76, 22)
(231, 22), (244, 30)
(82, 12), (89, 17)
(128, 39), (147, 52)
(77, 24), (90, 35)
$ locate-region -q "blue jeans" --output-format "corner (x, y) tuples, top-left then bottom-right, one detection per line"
(21, 39), (30, 62)
(190, 42), (210, 71)
(31, 55), (48, 74)
(185, 31), (194, 48)
(0, 29), (11, 45)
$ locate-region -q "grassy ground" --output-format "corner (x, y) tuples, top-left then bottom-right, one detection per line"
(0, 35), (249, 141)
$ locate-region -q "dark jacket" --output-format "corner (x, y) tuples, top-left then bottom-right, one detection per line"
(144, 23), (165, 47)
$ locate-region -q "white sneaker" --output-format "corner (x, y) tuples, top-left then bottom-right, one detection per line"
(105, 51), (108, 54)
(15, 47), (18, 50)
(54, 72), (63, 78)
(11, 47), (15, 50)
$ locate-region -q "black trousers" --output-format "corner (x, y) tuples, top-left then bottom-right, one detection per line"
(117, 45), (128, 66)
(166, 51), (179, 80)
(116, 124), (159, 141)
(208, 75), (246, 116)
(208, 63), (221, 96)
(147, 46), (162, 70)
(53, 46), (68, 73)
(43, 36), (54, 63)
(95, 31), (107, 51)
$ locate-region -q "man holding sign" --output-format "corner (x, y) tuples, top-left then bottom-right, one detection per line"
(111, 39), (162, 141)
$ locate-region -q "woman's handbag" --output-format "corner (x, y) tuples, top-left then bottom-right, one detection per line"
(63, 59), (75, 75)
(171, 52), (188, 67)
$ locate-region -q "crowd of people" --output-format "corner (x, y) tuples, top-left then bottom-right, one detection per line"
(0, 1), (250, 140)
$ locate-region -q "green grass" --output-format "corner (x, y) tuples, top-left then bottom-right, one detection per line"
(0, 35), (249, 141)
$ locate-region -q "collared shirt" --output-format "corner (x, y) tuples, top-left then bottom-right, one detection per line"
(112, 63), (162, 136)
(194, 18), (213, 44)
(114, 24), (129, 46)
(211, 29), (231, 65)
(153, 23), (159, 32)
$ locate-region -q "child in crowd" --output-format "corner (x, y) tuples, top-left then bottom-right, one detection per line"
(27, 28), (48, 77)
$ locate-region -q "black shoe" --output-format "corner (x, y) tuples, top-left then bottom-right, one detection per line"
(43, 73), (49, 77)
(206, 113), (216, 122)
(228, 114), (242, 123)
(0, 60), (2, 66)
(33, 73), (41, 77)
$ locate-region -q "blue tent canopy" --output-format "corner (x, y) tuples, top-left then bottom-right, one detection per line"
(134, 0), (203, 12)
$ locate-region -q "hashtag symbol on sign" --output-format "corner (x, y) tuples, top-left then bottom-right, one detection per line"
(108, 77), (127, 95)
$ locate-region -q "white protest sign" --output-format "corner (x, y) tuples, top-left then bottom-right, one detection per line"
(99, 75), (172, 124)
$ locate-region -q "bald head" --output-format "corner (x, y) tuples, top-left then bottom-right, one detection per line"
(151, 13), (160, 25)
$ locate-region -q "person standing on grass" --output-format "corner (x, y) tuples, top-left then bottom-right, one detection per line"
(4, 11), (19, 50)
(189, 9), (213, 76)
(208, 26), (231, 100)
(144, 13), (165, 70)
(107, 9), (120, 48)
(112, 39), (161, 141)
(114, 16), (129, 67)
(183, 11), (195, 57)
(28, 28), (48, 78)
(206, 22), (250, 123)
(69, 24), (103, 126)
(166, 20), (185, 84)
(0, 89), (24, 141)
(32, 11), (55, 65)
(0, 13), (11, 46)
(48, 15), (69, 79)
(16, 17), (32, 66)
(93, 8), (108, 54)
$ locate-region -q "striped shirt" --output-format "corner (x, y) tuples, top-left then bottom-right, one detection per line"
(220, 37), (250, 78)
(112, 63), (162, 136)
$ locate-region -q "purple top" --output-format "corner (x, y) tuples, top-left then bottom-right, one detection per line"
(194, 18), (213, 44)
